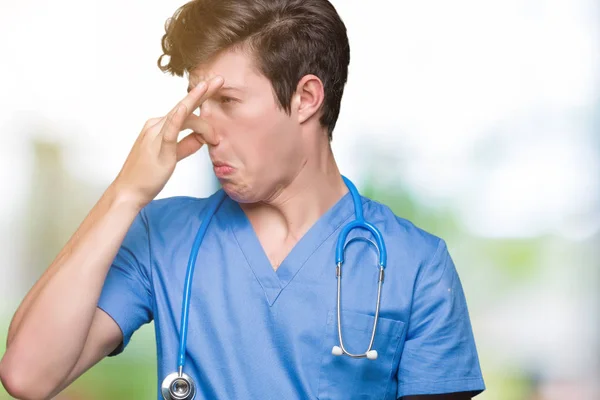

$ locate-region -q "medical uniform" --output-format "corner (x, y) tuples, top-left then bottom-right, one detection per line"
(98, 189), (485, 399)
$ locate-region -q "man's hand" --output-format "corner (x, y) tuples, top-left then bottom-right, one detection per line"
(112, 75), (224, 209)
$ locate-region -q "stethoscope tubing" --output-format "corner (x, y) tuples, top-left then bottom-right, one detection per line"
(177, 190), (228, 370)
(335, 176), (387, 268)
(165, 176), (387, 399)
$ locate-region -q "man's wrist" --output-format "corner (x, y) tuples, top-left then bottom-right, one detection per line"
(104, 183), (147, 215)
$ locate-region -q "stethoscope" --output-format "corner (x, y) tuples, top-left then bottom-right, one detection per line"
(161, 176), (387, 400)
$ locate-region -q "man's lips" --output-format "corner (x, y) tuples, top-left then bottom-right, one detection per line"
(212, 161), (234, 177)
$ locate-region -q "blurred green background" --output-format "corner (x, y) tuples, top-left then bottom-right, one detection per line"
(1, 0), (598, 399)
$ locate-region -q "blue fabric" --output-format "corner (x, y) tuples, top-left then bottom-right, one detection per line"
(97, 189), (485, 399)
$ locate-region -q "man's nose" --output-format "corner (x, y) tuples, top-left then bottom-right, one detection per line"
(198, 102), (220, 146)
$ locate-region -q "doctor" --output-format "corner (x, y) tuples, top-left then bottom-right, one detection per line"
(0, 0), (485, 399)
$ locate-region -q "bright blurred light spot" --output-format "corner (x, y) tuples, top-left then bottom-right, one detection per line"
(334, 0), (599, 238)
(463, 136), (599, 238)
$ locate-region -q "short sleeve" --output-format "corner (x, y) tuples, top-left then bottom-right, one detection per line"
(97, 208), (154, 356)
(396, 239), (485, 398)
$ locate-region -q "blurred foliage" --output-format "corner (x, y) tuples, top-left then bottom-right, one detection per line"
(362, 177), (543, 282)
(361, 177), (460, 239)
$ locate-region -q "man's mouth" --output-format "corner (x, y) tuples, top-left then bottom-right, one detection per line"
(212, 161), (234, 177)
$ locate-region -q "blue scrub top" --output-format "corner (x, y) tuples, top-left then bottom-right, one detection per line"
(98, 189), (485, 399)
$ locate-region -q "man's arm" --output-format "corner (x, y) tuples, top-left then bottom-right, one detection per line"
(45, 308), (123, 399)
(0, 76), (226, 400)
(0, 187), (142, 399)
(394, 238), (485, 399)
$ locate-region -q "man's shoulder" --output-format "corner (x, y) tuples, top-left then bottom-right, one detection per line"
(140, 192), (221, 228)
(361, 195), (443, 257)
(361, 196), (452, 294)
(146, 194), (209, 211)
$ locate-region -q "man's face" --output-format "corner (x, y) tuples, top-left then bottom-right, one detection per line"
(188, 48), (305, 203)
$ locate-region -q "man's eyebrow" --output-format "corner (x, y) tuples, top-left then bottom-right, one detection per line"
(186, 84), (243, 93)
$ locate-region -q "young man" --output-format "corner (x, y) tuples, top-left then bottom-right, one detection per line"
(0, 0), (485, 399)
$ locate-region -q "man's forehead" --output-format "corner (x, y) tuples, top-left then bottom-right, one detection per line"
(188, 67), (219, 84)
(187, 49), (258, 89)
(187, 73), (247, 94)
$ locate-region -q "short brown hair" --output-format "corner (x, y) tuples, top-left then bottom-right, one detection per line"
(157, 0), (350, 139)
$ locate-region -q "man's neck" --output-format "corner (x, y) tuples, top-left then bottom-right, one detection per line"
(240, 146), (348, 246)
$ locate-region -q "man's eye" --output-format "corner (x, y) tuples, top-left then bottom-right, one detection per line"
(221, 96), (235, 104)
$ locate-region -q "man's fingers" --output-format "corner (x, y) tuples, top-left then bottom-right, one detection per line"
(176, 132), (205, 161)
(160, 76), (224, 144)
(181, 114), (218, 146)
(159, 104), (187, 146)
(179, 76), (222, 116)
(144, 117), (164, 130)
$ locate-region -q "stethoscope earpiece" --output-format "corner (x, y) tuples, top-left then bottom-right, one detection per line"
(331, 345), (343, 356)
(331, 346), (379, 360)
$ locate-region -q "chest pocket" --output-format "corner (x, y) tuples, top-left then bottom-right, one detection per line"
(317, 309), (405, 400)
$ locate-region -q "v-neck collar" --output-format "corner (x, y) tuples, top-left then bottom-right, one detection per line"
(224, 191), (365, 306)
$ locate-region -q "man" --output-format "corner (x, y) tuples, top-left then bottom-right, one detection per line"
(0, 0), (485, 399)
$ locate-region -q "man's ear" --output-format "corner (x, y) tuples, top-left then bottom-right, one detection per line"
(293, 74), (325, 124)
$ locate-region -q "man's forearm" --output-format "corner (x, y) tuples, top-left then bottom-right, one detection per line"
(6, 185), (140, 345)
(0, 184), (141, 397)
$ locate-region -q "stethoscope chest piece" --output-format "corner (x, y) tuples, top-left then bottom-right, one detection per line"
(161, 371), (196, 400)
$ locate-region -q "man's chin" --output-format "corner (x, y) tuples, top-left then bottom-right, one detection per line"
(219, 180), (253, 204)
